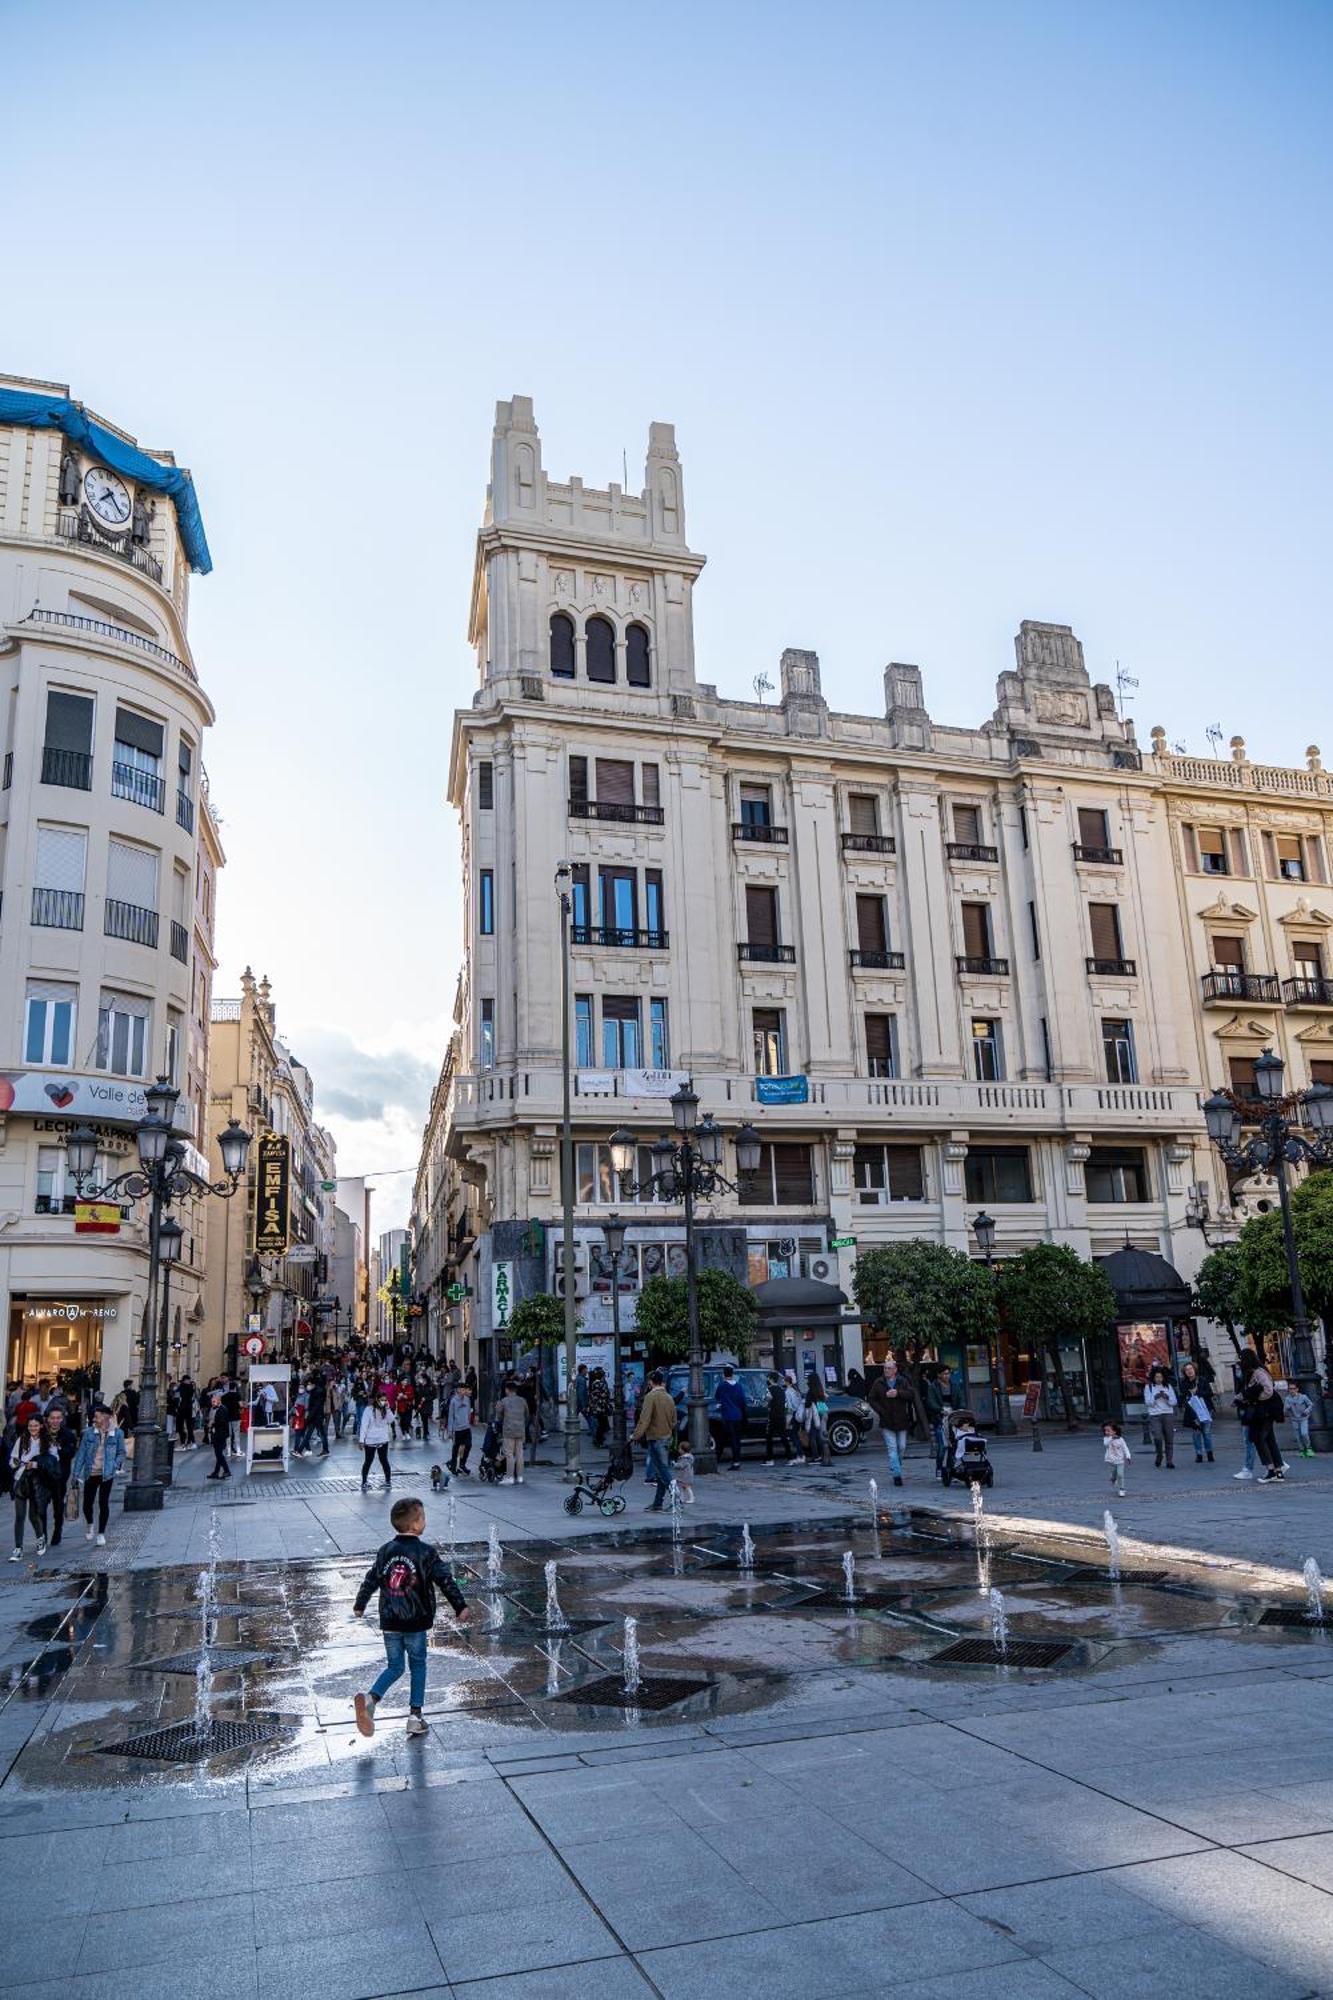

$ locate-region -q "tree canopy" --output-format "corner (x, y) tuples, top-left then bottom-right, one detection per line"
(633, 1269), (757, 1363)
(851, 1240), (996, 1358)
(506, 1292), (570, 1350)
(1234, 1171), (1333, 1338)
(995, 1242), (1117, 1349)
(1193, 1241), (1245, 1353)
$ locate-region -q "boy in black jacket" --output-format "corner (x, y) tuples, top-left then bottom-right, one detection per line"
(352, 1496), (469, 1737)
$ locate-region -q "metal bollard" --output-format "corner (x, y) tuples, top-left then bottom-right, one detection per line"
(1031, 1418), (1043, 1453)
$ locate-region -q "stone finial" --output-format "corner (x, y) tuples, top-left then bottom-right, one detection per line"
(885, 662), (926, 715)
(1014, 620), (1087, 686)
(646, 421), (678, 462)
(1150, 725), (1168, 755)
(1308, 745), (1323, 772)
(1230, 734), (1247, 763)
(241, 965), (255, 994)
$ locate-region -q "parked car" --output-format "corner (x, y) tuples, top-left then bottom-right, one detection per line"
(664, 1365), (875, 1457)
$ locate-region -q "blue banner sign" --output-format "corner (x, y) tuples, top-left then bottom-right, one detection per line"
(755, 1075), (810, 1105)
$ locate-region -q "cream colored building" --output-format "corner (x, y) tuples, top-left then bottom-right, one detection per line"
(0, 373), (223, 1395)
(428, 398), (1289, 1414)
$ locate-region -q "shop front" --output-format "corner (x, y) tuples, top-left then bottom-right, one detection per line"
(1094, 1244), (1196, 1421)
(753, 1277), (853, 1385)
(7, 1297), (121, 1386)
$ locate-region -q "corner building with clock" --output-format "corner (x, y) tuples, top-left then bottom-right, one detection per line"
(0, 375), (224, 1395)
(421, 396), (1333, 1421)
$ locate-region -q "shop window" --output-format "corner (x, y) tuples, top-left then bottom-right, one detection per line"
(964, 1146), (1033, 1203)
(1086, 1146), (1150, 1203)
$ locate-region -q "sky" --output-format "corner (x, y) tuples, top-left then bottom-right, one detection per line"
(5, 0), (1331, 1227)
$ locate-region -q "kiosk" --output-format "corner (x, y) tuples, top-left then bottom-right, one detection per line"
(245, 1362), (291, 1474)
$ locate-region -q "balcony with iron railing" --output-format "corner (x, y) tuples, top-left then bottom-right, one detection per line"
(567, 799), (665, 825)
(176, 790), (195, 833)
(55, 508), (163, 584)
(41, 745), (93, 791)
(32, 887), (84, 930)
(112, 761), (165, 813)
(841, 832), (896, 855)
(1087, 956), (1137, 977)
(170, 919), (189, 963)
(1073, 843), (1124, 865)
(947, 842), (999, 863)
(571, 924), (669, 950)
(1201, 969), (1280, 1004)
(21, 608), (194, 682)
(105, 898), (159, 948)
(732, 821), (789, 844)
(738, 942), (797, 964)
(956, 954), (1009, 976)
(849, 949), (906, 970)
(1282, 976), (1333, 1009)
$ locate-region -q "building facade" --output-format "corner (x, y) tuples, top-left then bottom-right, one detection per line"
(432, 398), (1327, 1413)
(0, 374), (221, 1394)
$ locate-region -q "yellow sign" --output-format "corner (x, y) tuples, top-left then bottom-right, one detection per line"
(74, 1202), (121, 1235)
(254, 1132), (290, 1255)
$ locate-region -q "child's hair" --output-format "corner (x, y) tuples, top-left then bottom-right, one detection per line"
(390, 1497), (425, 1531)
(1103, 1421), (1122, 1437)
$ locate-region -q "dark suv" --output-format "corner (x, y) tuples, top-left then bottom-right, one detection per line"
(665, 1366), (874, 1458)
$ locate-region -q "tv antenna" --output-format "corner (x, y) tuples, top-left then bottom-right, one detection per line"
(753, 672), (774, 705)
(1205, 723), (1224, 758)
(1172, 738), (1189, 756)
(1114, 662), (1139, 719)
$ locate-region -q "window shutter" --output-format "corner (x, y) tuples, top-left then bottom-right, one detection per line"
(569, 756), (588, 803)
(961, 903), (989, 958)
(477, 761), (493, 810)
(953, 803), (981, 844)
(1294, 940), (1323, 969)
(585, 618), (616, 683)
(772, 1144), (813, 1204)
(1182, 825), (1200, 872)
(1229, 1056), (1258, 1096)
(107, 839), (158, 910)
(886, 1146), (924, 1200)
(1227, 829), (1249, 875)
(1077, 807), (1107, 847)
(44, 692), (93, 755)
(1089, 903), (1122, 960)
(855, 895), (887, 954)
(746, 885), (777, 948)
(865, 1014), (892, 1067)
(113, 707), (164, 759)
(595, 759), (635, 806)
(641, 763), (660, 808)
(1261, 832), (1277, 878)
(1311, 1061), (1333, 1088)
(848, 793), (878, 835)
(101, 987), (151, 1020)
(1211, 934), (1244, 969)
(1308, 837), (1327, 885)
(34, 826), (86, 891)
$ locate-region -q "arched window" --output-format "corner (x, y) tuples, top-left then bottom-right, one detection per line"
(626, 623), (652, 687)
(585, 616), (616, 683)
(549, 612), (575, 678)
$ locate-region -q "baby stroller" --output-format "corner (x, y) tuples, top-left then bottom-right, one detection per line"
(476, 1416), (506, 1484)
(562, 1448), (629, 1517)
(940, 1413), (994, 1488)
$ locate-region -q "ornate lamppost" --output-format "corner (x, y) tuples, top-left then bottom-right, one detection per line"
(1203, 1048), (1333, 1451)
(65, 1081), (251, 1509)
(970, 1208), (1015, 1433)
(600, 1211), (632, 1475)
(609, 1083), (761, 1476)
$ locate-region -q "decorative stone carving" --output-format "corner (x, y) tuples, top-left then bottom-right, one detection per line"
(1065, 1136), (1091, 1197)
(941, 1134), (969, 1197)
(1034, 687), (1090, 728)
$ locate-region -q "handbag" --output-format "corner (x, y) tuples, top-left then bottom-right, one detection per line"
(65, 1478), (81, 1521)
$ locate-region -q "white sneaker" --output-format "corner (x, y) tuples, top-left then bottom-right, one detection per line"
(97, 1534), (106, 1546)
(8, 1548), (21, 1562)
(1234, 1468), (1254, 1480)
(516, 1475), (524, 1484)
(85, 1525), (96, 1541)
(405, 1714), (429, 1738)
(503, 1475), (515, 1485)
(35, 1537), (46, 1555)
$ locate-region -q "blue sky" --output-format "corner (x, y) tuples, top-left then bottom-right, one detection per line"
(6, 0), (1331, 1225)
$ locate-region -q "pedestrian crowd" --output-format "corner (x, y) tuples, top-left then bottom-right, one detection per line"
(2, 1375), (134, 1558)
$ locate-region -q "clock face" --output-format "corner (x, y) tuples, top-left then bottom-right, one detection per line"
(84, 465), (131, 528)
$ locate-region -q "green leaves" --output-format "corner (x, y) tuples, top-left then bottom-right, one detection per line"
(1233, 1170), (1333, 1336)
(633, 1269), (758, 1364)
(995, 1242), (1117, 1347)
(506, 1292), (571, 1348)
(851, 1241), (996, 1357)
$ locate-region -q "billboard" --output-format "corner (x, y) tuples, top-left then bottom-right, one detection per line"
(254, 1132), (291, 1254)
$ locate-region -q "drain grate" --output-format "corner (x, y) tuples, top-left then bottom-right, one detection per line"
(1064, 1567), (1168, 1587)
(134, 1646), (275, 1674)
(932, 1637), (1072, 1668)
(798, 1589), (906, 1612)
(552, 1673), (713, 1712)
(1259, 1607), (1333, 1630)
(98, 1718), (281, 1762)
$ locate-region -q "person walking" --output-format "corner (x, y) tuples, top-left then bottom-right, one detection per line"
(8, 1416), (60, 1557)
(801, 1376), (829, 1463)
(43, 1406), (77, 1546)
(223, 1378), (242, 1456)
(352, 1495), (470, 1738)
(868, 1359), (914, 1486)
(71, 1407), (128, 1545)
(633, 1369), (678, 1509)
(305, 1372), (330, 1457)
(763, 1372), (793, 1462)
(1144, 1367), (1178, 1468)
(1283, 1381), (1316, 1459)
(446, 1382), (474, 1475)
(1241, 1360), (1285, 1482)
(1103, 1421), (1131, 1496)
(575, 1363), (591, 1436)
(587, 1367), (611, 1448)
(177, 1375), (197, 1448)
(496, 1379), (529, 1484)
(716, 1366), (746, 1469)
(921, 1364), (952, 1478)
(359, 1394), (393, 1492)
(205, 1393), (232, 1479)
(1179, 1362), (1215, 1464)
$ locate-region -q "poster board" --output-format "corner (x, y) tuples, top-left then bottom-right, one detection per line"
(245, 1362), (292, 1474)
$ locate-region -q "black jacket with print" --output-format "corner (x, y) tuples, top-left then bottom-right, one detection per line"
(354, 1535), (467, 1632)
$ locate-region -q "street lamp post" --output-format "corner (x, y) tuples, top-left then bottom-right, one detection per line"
(1203, 1050), (1333, 1451)
(554, 863), (581, 1481)
(610, 1085), (761, 1477)
(65, 1083), (251, 1511)
(601, 1211), (631, 1473)
(971, 1209), (1015, 1433)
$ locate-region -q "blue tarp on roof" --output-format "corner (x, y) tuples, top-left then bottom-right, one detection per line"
(0, 388), (212, 574)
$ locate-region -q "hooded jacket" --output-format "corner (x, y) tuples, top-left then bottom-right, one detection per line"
(354, 1534), (467, 1632)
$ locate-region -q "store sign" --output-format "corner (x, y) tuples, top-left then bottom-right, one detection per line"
(254, 1133), (291, 1254)
(755, 1075), (810, 1105)
(446, 1281), (466, 1303)
(0, 1070), (193, 1128)
(831, 1235), (856, 1250)
(577, 1069), (688, 1099)
(74, 1202), (121, 1235)
(23, 1302), (118, 1320)
(492, 1260), (513, 1330)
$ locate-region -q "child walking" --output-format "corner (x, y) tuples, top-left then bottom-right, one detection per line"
(352, 1497), (469, 1737)
(673, 1444), (696, 1504)
(1104, 1421), (1131, 1496)
(1282, 1382), (1315, 1460)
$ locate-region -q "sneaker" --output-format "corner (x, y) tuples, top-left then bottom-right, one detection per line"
(35, 1537), (46, 1555)
(503, 1475), (515, 1485)
(360, 1482), (368, 1493)
(8, 1549), (20, 1562)
(85, 1525), (96, 1541)
(1234, 1468), (1254, 1480)
(1262, 1469), (1281, 1482)
(96, 1534), (106, 1546)
(516, 1475), (524, 1484)
(893, 1475), (903, 1488)
(354, 1692), (376, 1737)
(405, 1714), (428, 1738)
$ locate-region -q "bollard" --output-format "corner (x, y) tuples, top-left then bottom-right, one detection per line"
(1031, 1418), (1043, 1453)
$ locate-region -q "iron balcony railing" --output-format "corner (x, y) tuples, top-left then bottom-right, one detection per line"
(170, 919), (190, 963)
(1087, 956), (1137, 977)
(32, 887), (84, 930)
(112, 761), (166, 813)
(567, 799), (665, 825)
(738, 942), (797, 963)
(947, 841), (999, 862)
(1073, 843), (1124, 865)
(731, 821), (789, 844)
(176, 790), (195, 833)
(1282, 976), (1333, 1008)
(41, 745), (93, 791)
(956, 954), (1009, 976)
(841, 832), (896, 855)
(571, 924), (669, 950)
(55, 509), (163, 583)
(105, 898), (159, 948)
(849, 949), (906, 970)
(35, 1194), (79, 1216)
(1201, 970), (1279, 1004)
(23, 608), (194, 681)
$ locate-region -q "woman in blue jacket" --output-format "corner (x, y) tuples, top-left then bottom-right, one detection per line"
(71, 1408), (129, 1544)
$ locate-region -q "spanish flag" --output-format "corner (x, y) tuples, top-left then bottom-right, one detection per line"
(74, 1203), (121, 1235)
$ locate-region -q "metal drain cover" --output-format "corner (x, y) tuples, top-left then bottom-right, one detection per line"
(932, 1638), (1072, 1668)
(1258, 1607), (1333, 1630)
(553, 1673), (713, 1712)
(135, 1647), (275, 1674)
(799, 1589), (905, 1612)
(98, 1719), (281, 1762)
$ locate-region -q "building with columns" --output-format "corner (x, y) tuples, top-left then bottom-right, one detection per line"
(430, 397), (1326, 1414)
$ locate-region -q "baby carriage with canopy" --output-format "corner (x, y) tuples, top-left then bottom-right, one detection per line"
(939, 1411), (994, 1488)
(475, 1415), (506, 1484)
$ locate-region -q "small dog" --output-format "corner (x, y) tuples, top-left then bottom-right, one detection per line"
(430, 1464), (446, 1492)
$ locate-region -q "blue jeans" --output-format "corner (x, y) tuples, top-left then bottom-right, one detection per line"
(1192, 1420), (1213, 1460)
(929, 1420), (946, 1473)
(881, 1429), (908, 1477)
(370, 1627), (428, 1709)
(645, 1437), (673, 1505)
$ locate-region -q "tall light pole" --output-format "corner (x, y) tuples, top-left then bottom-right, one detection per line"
(970, 1209), (1015, 1432)
(1203, 1050), (1333, 1451)
(555, 863), (581, 1480)
(610, 1085), (761, 1476)
(66, 1083), (251, 1510)
(601, 1210), (631, 1473)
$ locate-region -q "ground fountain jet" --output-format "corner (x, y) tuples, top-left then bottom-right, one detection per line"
(868, 1476), (881, 1555)
(1305, 1557), (1326, 1623)
(1103, 1510), (1121, 1581)
(544, 1559), (569, 1632)
(989, 1586), (1009, 1658)
(667, 1479), (683, 1541)
(739, 1524), (755, 1571)
(446, 1491), (457, 1558)
(622, 1615), (641, 1696)
(487, 1522), (503, 1588)
(842, 1550), (857, 1604)
(192, 1506), (222, 1744)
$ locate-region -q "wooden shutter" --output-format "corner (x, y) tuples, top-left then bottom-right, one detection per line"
(953, 803), (981, 843)
(1227, 829), (1249, 875)
(865, 1014), (893, 1070)
(1211, 934), (1244, 969)
(1229, 1056), (1258, 1096)
(1089, 903), (1122, 960)
(746, 885), (777, 948)
(886, 1146), (924, 1200)
(1310, 1062), (1333, 1088)
(595, 759), (634, 805)
(961, 903), (990, 957)
(1077, 807), (1107, 847)
(568, 756), (588, 803)
(641, 763), (660, 807)
(1294, 940), (1323, 970)
(848, 793), (878, 835)
(772, 1144), (813, 1204)
(855, 895), (887, 954)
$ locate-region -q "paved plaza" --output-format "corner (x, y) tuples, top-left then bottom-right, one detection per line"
(5, 1425), (1333, 1998)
